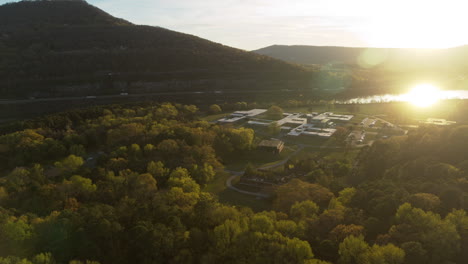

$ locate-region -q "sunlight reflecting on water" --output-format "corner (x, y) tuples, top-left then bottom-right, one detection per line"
(343, 90), (468, 105)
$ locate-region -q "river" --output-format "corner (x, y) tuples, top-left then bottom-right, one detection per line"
(343, 90), (468, 104)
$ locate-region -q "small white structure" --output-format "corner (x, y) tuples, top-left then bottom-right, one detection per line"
(248, 112), (307, 128)
(347, 130), (366, 144)
(218, 109), (267, 123)
(276, 113), (307, 127)
(360, 118), (377, 127)
(313, 112), (354, 122)
(421, 118), (456, 126)
(288, 124), (337, 137)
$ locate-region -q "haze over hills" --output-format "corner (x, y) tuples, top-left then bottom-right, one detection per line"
(0, 0), (309, 98)
(253, 45), (468, 71)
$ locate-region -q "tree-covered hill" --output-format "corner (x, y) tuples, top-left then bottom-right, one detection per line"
(0, 0), (131, 27)
(0, 0), (309, 98)
(253, 45), (468, 71)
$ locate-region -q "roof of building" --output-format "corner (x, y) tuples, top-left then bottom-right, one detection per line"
(313, 112), (353, 121)
(288, 124), (336, 137)
(218, 109), (267, 123)
(422, 118), (457, 126)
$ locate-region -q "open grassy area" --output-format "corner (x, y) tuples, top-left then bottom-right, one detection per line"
(201, 112), (228, 122)
(223, 146), (296, 171)
(218, 189), (272, 212)
(203, 171), (231, 194)
(283, 135), (329, 146)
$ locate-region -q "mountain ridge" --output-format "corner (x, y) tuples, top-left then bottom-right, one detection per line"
(0, 0), (309, 98)
(253, 44), (468, 70)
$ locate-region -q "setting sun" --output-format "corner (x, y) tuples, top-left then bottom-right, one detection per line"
(403, 84), (441, 107)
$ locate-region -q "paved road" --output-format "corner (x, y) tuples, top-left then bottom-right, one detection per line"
(226, 174), (270, 198)
(0, 89), (304, 105)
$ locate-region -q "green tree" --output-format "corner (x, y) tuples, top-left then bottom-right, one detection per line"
(60, 175), (96, 199)
(329, 225), (365, 243)
(209, 104), (222, 114)
(250, 214), (274, 234)
(388, 203), (460, 263)
(167, 167), (200, 193)
(0, 217), (34, 257)
(406, 193), (441, 212)
(337, 188), (356, 206)
(214, 219), (243, 254)
(274, 179), (333, 212)
(32, 253), (55, 264)
(267, 121), (281, 135)
(338, 235), (369, 264)
(290, 201), (320, 221)
(191, 163), (215, 185)
(266, 105), (284, 120)
(362, 244), (405, 264)
(54, 155), (84, 174)
(147, 161), (169, 183)
(0, 257), (32, 264)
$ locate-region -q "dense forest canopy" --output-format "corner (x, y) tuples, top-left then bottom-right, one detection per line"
(0, 102), (468, 263)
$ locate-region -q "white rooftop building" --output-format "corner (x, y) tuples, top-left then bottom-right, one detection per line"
(288, 124), (337, 137)
(248, 112), (307, 128)
(421, 118), (457, 126)
(218, 109), (267, 123)
(219, 109), (351, 138)
(313, 112), (354, 122)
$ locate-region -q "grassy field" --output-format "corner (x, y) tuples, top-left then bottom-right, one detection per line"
(222, 147), (296, 171)
(203, 171), (231, 194)
(284, 135), (329, 146)
(218, 189), (272, 212)
(201, 113), (228, 122)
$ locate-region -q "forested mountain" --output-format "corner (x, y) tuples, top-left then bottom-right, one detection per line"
(0, 0), (131, 27)
(0, 0), (308, 98)
(253, 45), (468, 71)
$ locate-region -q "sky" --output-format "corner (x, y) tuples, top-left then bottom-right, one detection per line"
(2, 0), (468, 50)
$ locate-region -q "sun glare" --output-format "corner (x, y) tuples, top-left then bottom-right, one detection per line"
(403, 84), (441, 107)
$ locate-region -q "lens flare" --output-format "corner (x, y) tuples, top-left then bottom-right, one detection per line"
(403, 84), (441, 107)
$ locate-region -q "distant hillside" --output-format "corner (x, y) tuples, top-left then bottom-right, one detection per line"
(253, 45), (468, 71)
(0, 0), (309, 98)
(0, 0), (131, 27)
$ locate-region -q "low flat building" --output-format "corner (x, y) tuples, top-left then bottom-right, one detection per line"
(218, 109), (267, 124)
(313, 112), (354, 122)
(347, 130), (366, 144)
(248, 113), (307, 129)
(249, 113), (306, 127)
(258, 139), (285, 154)
(421, 118), (456, 126)
(288, 124), (336, 137)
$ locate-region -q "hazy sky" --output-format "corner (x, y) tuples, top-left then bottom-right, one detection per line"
(2, 0), (468, 50)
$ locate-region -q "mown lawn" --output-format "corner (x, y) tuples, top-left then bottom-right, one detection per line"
(201, 113), (228, 122)
(217, 189), (272, 212)
(222, 147), (296, 171)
